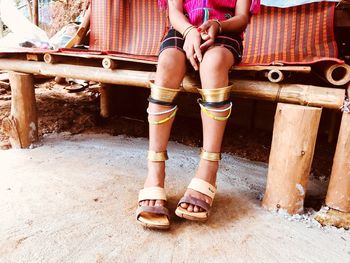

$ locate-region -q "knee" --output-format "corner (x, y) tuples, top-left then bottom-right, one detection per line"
(157, 48), (186, 74)
(200, 47), (233, 73)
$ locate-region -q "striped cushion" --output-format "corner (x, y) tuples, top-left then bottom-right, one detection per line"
(90, 0), (169, 56)
(90, 1), (339, 65)
(242, 2), (339, 65)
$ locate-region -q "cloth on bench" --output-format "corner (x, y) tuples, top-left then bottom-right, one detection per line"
(242, 2), (340, 65)
(90, 0), (341, 65)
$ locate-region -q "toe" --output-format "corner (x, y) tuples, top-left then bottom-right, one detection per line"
(187, 204), (194, 212)
(193, 206), (199, 212)
(149, 200), (156, 206)
(144, 200), (149, 206)
(199, 207), (204, 212)
(155, 200), (164, 206)
(180, 202), (189, 209)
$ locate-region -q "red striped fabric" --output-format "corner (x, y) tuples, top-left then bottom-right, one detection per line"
(241, 2), (339, 65)
(90, 1), (340, 65)
(90, 0), (169, 56)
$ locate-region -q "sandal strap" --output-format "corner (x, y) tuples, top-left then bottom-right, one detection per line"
(187, 178), (216, 200)
(136, 205), (170, 220)
(177, 195), (211, 212)
(138, 187), (167, 202)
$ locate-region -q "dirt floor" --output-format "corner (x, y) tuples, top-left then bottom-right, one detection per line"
(1, 133), (349, 262)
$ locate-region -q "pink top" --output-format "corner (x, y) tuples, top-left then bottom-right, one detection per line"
(158, 0), (260, 26)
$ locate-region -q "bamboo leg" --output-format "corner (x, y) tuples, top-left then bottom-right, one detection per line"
(99, 84), (112, 118)
(6, 72), (38, 148)
(262, 103), (322, 214)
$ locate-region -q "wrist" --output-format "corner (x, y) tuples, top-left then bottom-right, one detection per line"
(182, 25), (197, 39)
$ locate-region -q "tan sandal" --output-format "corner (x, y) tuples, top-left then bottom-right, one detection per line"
(175, 149), (220, 221)
(136, 186), (170, 229)
(175, 178), (217, 221)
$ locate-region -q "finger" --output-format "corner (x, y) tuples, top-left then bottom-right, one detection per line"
(207, 25), (217, 39)
(200, 32), (210, 41)
(200, 38), (214, 50)
(197, 21), (210, 32)
(194, 44), (202, 62)
(189, 56), (199, 71)
(186, 46), (198, 71)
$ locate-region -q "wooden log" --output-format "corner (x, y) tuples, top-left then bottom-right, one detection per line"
(232, 65), (311, 73)
(324, 63), (350, 86)
(102, 58), (118, 70)
(0, 59), (345, 109)
(266, 69), (284, 83)
(325, 111), (350, 212)
(33, 0), (39, 26)
(262, 103), (322, 214)
(7, 72), (38, 148)
(26, 54), (42, 61)
(44, 53), (101, 67)
(99, 84), (112, 118)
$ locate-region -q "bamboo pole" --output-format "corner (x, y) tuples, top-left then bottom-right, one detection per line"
(33, 0), (39, 26)
(232, 65), (311, 73)
(324, 63), (350, 86)
(0, 59), (345, 109)
(266, 69), (284, 83)
(102, 58), (118, 69)
(99, 84), (112, 118)
(4, 72), (38, 148)
(262, 103), (322, 214)
(325, 111), (350, 212)
(64, 5), (91, 48)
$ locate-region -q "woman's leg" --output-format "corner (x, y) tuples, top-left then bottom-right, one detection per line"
(140, 48), (186, 207)
(180, 46), (234, 212)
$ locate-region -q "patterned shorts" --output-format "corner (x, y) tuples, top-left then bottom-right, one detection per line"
(159, 28), (243, 64)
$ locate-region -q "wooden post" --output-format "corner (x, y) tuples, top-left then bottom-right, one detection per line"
(6, 72), (38, 148)
(325, 112), (350, 212)
(99, 84), (112, 118)
(33, 0), (39, 26)
(262, 103), (322, 214)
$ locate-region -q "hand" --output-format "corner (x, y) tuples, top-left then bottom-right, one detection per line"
(183, 28), (202, 71)
(197, 20), (221, 50)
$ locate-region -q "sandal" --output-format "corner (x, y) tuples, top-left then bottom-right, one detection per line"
(136, 186), (170, 229)
(175, 178), (217, 221)
(175, 149), (220, 221)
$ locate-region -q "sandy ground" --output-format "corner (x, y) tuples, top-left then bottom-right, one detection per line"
(0, 133), (349, 263)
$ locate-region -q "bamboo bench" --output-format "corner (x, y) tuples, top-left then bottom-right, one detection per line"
(0, 1), (350, 228)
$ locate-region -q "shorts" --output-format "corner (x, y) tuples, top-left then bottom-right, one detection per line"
(159, 28), (243, 64)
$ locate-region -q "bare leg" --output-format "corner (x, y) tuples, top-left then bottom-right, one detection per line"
(180, 46), (234, 212)
(141, 48), (186, 207)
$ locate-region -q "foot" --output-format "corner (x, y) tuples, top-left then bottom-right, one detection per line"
(139, 161), (166, 207)
(180, 159), (218, 213)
